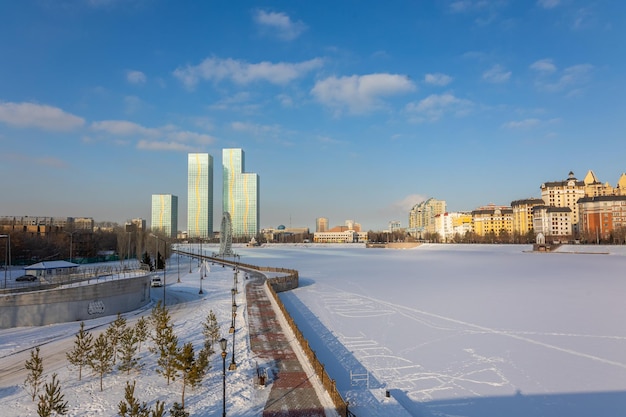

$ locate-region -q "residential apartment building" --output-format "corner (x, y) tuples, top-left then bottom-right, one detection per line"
(151, 194), (178, 238)
(471, 204), (513, 237)
(532, 206), (572, 239)
(578, 195), (626, 241)
(313, 230), (368, 243)
(222, 148), (260, 238)
(408, 198), (446, 237)
(511, 198), (544, 237)
(187, 153), (214, 239)
(540, 171), (585, 233)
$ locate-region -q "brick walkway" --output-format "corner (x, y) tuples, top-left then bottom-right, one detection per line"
(246, 274), (327, 417)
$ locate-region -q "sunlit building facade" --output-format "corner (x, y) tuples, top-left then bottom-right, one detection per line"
(222, 148), (259, 238)
(151, 194), (178, 238)
(316, 217), (329, 233)
(187, 153), (214, 239)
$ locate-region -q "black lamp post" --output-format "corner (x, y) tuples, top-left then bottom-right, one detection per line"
(229, 302), (237, 370)
(219, 338), (227, 417)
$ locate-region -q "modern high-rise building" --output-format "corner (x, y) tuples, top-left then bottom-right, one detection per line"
(151, 194), (178, 238)
(187, 153), (214, 238)
(222, 148), (259, 238)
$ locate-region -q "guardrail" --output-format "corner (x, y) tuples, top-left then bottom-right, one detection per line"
(177, 249), (353, 416)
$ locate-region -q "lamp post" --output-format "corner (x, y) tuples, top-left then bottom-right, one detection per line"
(64, 230), (79, 263)
(229, 303), (237, 370)
(0, 234), (10, 289)
(229, 291), (236, 333)
(219, 338), (228, 417)
(199, 265), (204, 295)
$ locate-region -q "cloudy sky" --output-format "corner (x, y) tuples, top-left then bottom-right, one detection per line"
(1, 0), (624, 231)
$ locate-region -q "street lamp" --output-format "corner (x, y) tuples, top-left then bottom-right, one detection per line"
(64, 230), (79, 263)
(219, 338), (228, 417)
(229, 294), (236, 333)
(229, 303), (237, 370)
(0, 234), (10, 289)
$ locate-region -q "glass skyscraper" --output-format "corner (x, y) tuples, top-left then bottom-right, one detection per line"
(222, 148), (259, 238)
(187, 153), (213, 238)
(151, 194), (178, 238)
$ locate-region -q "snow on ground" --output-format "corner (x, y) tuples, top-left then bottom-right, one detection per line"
(0, 255), (269, 417)
(237, 243), (626, 417)
(2, 243), (626, 417)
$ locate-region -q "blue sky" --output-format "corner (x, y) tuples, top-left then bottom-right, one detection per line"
(1, 0), (625, 232)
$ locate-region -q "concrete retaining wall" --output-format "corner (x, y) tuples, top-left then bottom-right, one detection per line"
(0, 275), (151, 328)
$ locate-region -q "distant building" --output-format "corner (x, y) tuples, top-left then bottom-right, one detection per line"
(471, 204), (513, 237)
(511, 198), (544, 237)
(222, 148), (259, 238)
(532, 206), (572, 239)
(151, 194), (178, 238)
(408, 198), (446, 238)
(316, 217), (329, 233)
(388, 221), (401, 233)
(313, 230), (368, 243)
(130, 218), (146, 231)
(187, 153), (214, 239)
(540, 171), (585, 234)
(578, 195), (626, 241)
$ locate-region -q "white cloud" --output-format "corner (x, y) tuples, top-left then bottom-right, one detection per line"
(502, 118), (541, 129)
(530, 58), (557, 73)
(124, 96), (142, 114)
(253, 10), (307, 41)
(126, 70), (147, 85)
(424, 73), (453, 86)
(0, 102), (85, 131)
(537, 0), (560, 9)
(231, 121), (282, 137)
(405, 93), (473, 122)
(536, 64), (593, 92)
(91, 120), (160, 137)
(166, 130), (215, 145)
(173, 57), (323, 90)
(482, 64), (511, 83)
(136, 140), (195, 151)
(311, 73), (416, 114)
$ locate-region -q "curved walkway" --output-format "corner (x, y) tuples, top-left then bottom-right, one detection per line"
(246, 274), (327, 417)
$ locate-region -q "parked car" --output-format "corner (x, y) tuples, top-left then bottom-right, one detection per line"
(151, 275), (163, 287)
(16, 275), (37, 282)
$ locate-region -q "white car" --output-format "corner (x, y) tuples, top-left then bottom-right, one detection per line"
(151, 276), (163, 287)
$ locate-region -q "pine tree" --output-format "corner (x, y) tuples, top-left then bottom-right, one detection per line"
(150, 301), (180, 385)
(134, 316), (149, 352)
(151, 400), (165, 417)
(66, 321), (93, 381)
(118, 380), (150, 417)
(168, 402), (188, 417)
(107, 313), (127, 365)
(118, 326), (141, 375)
(25, 346), (44, 402)
(89, 332), (114, 391)
(175, 342), (211, 409)
(202, 310), (220, 351)
(37, 373), (68, 417)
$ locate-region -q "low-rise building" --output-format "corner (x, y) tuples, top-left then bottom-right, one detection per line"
(578, 195), (626, 242)
(532, 206), (572, 240)
(471, 204), (513, 237)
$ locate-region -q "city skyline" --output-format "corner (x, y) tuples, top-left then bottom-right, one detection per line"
(1, 2), (625, 231)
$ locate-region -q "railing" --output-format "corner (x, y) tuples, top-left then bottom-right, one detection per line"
(177, 248), (354, 416)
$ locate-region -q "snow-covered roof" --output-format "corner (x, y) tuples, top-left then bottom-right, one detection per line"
(24, 260), (79, 270)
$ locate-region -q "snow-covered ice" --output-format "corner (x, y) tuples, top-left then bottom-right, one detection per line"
(1, 243), (625, 417)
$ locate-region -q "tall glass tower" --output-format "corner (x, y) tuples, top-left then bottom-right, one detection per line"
(222, 148), (259, 238)
(187, 153), (213, 239)
(151, 194), (178, 238)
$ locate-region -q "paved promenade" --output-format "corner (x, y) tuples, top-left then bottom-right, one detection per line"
(246, 274), (328, 417)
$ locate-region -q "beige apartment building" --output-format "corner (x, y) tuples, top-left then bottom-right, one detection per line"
(408, 198), (446, 237)
(471, 204), (513, 237)
(511, 198), (545, 237)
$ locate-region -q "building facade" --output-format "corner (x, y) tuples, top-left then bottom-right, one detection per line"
(578, 195), (626, 242)
(532, 206), (572, 239)
(222, 148), (259, 238)
(471, 204), (513, 237)
(151, 194), (178, 238)
(316, 217), (329, 233)
(187, 153), (214, 239)
(408, 198), (446, 237)
(540, 171), (585, 233)
(511, 198), (544, 237)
